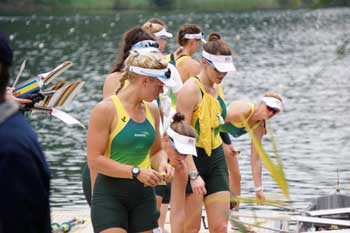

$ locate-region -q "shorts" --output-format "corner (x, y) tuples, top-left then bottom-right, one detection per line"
(186, 145), (229, 196)
(220, 132), (232, 145)
(155, 183), (171, 204)
(91, 174), (159, 232)
(81, 163), (91, 206)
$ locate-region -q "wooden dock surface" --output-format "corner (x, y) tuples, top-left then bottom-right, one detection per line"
(52, 208), (290, 233)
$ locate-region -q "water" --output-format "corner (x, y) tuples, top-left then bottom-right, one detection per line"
(1, 8), (349, 210)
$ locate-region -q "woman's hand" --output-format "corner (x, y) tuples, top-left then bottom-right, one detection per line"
(190, 176), (206, 195)
(159, 163), (175, 183)
(137, 168), (163, 187)
(6, 87), (32, 109)
(256, 190), (265, 205)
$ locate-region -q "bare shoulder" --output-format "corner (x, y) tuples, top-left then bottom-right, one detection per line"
(103, 72), (121, 98)
(181, 78), (200, 94)
(183, 58), (200, 74)
(188, 58), (200, 66)
(91, 97), (116, 120)
(104, 72), (121, 85)
(226, 100), (252, 120)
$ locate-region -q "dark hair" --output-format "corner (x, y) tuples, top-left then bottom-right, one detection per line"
(170, 112), (196, 138)
(0, 63), (10, 101)
(177, 24), (202, 46)
(110, 26), (156, 73)
(147, 18), (167, 27)
(0, 33), (13, 100)
(203, 32), (232, 56)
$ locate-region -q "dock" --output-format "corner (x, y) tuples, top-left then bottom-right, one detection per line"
(52, 208), (290, 233)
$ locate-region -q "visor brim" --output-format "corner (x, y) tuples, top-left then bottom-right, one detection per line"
(265, 102), (282, 111)
(173, 140), (197, 156)
(162, 32), (173, 38)
(157, 76), (176, 88)
(213, 62), (236, 73)
(262, 97), (283, 111)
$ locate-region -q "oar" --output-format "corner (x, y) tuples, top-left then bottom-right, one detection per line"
(52, 218), (85, 233)
(230, 217), (293, 233)
(267, 203), (307, 215)
(12, 59), (26, 88)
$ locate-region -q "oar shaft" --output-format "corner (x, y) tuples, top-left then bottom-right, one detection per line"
(231, 219), (292, 233)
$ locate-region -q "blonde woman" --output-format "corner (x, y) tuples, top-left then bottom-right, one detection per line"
(222, 92), (283, 209)
(87, 51), (175, 233)
(83, 28), (161, 206)
(142, 18), (173, 53)
(176, 32), (236, 233)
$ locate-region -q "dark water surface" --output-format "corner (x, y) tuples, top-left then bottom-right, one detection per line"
(1, 8), (349, 210)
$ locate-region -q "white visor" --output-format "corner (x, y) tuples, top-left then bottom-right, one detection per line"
(131, 40), (160, 54)
(154, 28), (173, 38)
(129, 65), (176, 87)
(262, 97), (283, 111)
(202, 50), (236, 73)
(167, 127), (197, 156)
(184, 32), (206, 43)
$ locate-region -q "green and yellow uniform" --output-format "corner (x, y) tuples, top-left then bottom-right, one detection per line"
(91, 95), (159, 233)
(222, 103), (262, 138)
(186, 77), (229, 196)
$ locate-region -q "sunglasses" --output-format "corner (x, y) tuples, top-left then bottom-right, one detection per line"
(266, 106), (280, 114)
(158, 36), (169, 40)
(169, 137), (186, 156)
(206, 59), (220, 73)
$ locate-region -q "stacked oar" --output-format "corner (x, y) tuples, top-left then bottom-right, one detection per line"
(52, 218), (85, 233)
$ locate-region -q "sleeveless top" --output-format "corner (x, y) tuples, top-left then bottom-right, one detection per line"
(105, 95), (155, 168)
(222, 103), (262, 138)
(191, 77), (226, 156)
(166, 53), (191, 67)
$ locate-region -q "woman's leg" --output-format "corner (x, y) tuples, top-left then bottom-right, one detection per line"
(204, 191), (230, 233)
(223, 142), (241, 210)
(158, 204), (169, 233)
(170, 162), (187, 233)
(101, 228), (127, 233)
(184, 193), (204, 233)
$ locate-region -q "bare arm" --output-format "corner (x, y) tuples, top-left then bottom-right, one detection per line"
(176, 80), (200, 173)
(250, 124), (266, 202)
(176, 80), (206, 195)
(148, 102), (174, 182)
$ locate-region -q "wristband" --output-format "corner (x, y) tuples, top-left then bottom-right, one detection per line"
(255, 186), (263, 192)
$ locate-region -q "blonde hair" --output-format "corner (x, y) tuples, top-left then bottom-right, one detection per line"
(264, 91), (283, 102)
(115, 51), (168, 95)
(142, 22), (164, 35)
